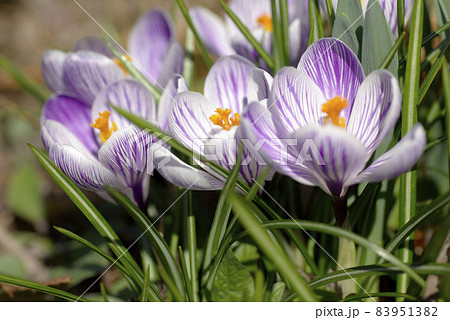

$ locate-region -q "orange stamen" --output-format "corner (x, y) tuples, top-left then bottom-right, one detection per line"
(113, 55), (131, 76)
(209, 108), (240, 131)
(321, 96), (348, 128)
(91, 111), (118, 143)
(257, 14), (273, 33)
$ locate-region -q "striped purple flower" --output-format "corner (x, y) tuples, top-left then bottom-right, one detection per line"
(39, 9), (184, 207)
(242, 38), (426, 197)
(154, 55), (274, 190)
(190, 0), (309, 68)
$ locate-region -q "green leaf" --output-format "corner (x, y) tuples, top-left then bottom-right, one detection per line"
(28, 144), (144, 286)
(176, 0), (213, 68)
(308, 263), (450, 289)
(219, 0), (274, 70)
(269, 282), (286, 302)
(308, 0), (324, 44)
(362, 0), (398, 76)
(379, 31), (406, 70)
(211, 250), (255, 302)
(398, 0), (425, 295)
(203, 146), (243, 274)
(0, 54), (51, 103)
(254, 219), (426, 287)
(229, 194), (316, 301)
(332, 0), (364, 57)
(0, 274), (91, 302)
(178, 247), (195, 302)
(418, 40), (450, 104)
(106, 187), (185, 298)
(6, 163), (46, 224)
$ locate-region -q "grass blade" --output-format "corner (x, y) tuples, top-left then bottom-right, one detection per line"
(398, 0), (424, 295)
(0, 274), (91, 302)
(418, 40), (450, 103)
(202, 146), (243, 274)
(187, 192), (199, 301)
(176, 0), (213, 68)
(308, 263), (449, 289)
(28, 144), (143, 281)
(230, 194), (316, 301)
(252, 219), (426, 287)
(0, 54), (51, 103)
(106, 187), (185, 298)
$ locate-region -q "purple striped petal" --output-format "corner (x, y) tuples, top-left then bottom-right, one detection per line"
(73, 36), (115, 58)
(190, 6), (235, 57)
(41, 94), (98, 154)
(269, 67), (326, 138)
(98, 127), (154, 205)
(41, 50), (67, 93)
(158, 75), (188, 132)
(41, 120), (96, 158)
(128, 9), (174, 84)
(247, 69), (273, 102)
(91, 79), (156, 131)
(347, 70), (401, 156)
(153, 145), (224, 190)
(204, 55), (255, 114)
(169, 92), (218, 150)
(156, 42), (184, 88)
(240, 101), (316, 186)
(298, 38), (365, 120)
(290, 125), (367, 196)
(49, 143), (124, 192)
(351, 123), (426, 184)
(63, 51), (125, 105)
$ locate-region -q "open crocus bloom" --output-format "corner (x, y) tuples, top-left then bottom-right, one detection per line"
(154, 55), (274, 190)
(324, 0), (413, 37)
(190, 0), (309, 67)
(41, 79), (160, 208)
(41, 9), (183, 94)
(242, 38), (426, 197)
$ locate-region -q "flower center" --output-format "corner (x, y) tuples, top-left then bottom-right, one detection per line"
(209, 108), (240, 131)
(113, 55), (131, 75)
(321, 96), (348, 128)
(257, 14), (273, 33)
(91, 111), (118, 143)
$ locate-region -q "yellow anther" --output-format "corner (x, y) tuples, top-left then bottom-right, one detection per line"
(91, 111), (118, 143)
(113, 55), (131, 76)
(321, 96), (348, 128)
(209, 108), (240, 131)
(257, 14), (273, 33)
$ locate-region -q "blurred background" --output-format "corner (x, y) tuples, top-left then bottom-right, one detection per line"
(0, 0), (218, 300)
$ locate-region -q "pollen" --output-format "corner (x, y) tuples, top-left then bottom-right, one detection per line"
(321, 96), (348, 128)
(209, 108), (240, 131)
(257, 14), (273, 33)
(91, 111), (118, 143)
(113, 55), (131, 76)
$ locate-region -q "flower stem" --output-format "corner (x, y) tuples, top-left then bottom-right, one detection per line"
(332, 195), (348, 227)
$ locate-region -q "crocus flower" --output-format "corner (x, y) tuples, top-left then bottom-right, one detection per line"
(323, 0), (413, 37)
(41, 9), (183, 94)
(154, 55), (274, 190)
(190, 0), (309, 67)
(41, 79), (161, 208)
(242, 38), (426, 197)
